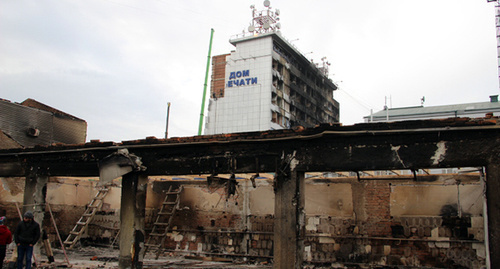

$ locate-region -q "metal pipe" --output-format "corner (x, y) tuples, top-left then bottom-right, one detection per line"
(165, 102), (171, 139)
(198, 28), (215, 136)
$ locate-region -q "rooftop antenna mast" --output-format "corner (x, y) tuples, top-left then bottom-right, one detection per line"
(247, 1), (281, 35)
(319, 57), (331, 77)
(488, 0), (500, 90)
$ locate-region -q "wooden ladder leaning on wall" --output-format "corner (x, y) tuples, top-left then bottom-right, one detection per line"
(144, 185), (183, 259)
(63, 185), (110, 249)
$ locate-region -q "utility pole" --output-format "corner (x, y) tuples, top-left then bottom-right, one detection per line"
(165, 102), (171, 139)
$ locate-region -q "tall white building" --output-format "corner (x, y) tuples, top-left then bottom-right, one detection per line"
(204, 2), (339, 135)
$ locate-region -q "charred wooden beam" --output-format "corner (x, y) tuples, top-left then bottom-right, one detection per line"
(0, 124), (499, 177)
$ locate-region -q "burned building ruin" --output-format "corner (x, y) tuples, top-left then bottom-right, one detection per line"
(1, 116), (500, 268)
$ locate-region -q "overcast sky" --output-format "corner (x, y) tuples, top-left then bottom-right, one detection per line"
(1, 0), (498, 142)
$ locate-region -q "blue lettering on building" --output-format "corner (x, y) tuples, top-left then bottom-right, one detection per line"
(227, 70), (258, 87)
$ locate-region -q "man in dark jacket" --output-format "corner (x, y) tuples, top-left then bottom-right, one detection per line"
(14, 211), (40, 269)
(0, 216), (13, 269)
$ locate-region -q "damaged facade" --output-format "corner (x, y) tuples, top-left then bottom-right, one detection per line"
(1, 117), (499, 268)
(204, 4), (339, 135)
(6, 173), (486, 268)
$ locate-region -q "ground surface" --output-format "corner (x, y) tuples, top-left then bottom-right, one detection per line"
(3, 245), (273, 268)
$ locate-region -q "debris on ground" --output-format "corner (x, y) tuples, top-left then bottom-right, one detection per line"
(4, 246), (273, 268)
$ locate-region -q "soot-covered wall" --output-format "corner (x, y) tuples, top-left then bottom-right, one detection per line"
(0, 173), (486, 268)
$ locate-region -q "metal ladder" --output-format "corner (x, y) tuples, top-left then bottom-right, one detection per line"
(145, 185), (183, 259)
(63, 186), (110, 249)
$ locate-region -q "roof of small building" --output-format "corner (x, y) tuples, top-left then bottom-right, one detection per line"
(365, 100), (500, 120)
(20, 98), (86, 122)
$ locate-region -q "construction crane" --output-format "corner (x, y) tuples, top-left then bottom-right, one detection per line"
(488, 0), (500, 88)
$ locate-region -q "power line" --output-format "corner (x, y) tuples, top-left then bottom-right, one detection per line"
(336, 87), (376, 112)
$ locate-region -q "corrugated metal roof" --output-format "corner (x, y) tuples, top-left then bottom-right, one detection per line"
(0, 98), (87, 147)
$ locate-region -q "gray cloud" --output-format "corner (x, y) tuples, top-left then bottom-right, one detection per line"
(1, 0), (498, 142)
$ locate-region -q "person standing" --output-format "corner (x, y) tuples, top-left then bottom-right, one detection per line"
(14, 212), (40, 269)
(0, 216), (13, 269)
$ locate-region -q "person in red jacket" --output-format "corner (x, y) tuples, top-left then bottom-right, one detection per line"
(0, 216), (13, 269)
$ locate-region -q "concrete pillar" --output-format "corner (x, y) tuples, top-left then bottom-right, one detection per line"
(273, 159), (305, 269)
(486, 162), (500, 268)
(133, 175), (148, 268)
(118, 172), (147, 269)
(22, 176), (36, 213)
(22, 174), (47, 257)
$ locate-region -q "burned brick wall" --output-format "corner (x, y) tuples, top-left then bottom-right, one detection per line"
(0, 177), (122, 247)
(365, 180), (392, 236)
(150, 180), (274, 259)
(149, 174), (484, 268)
(303, 175), (486, 268)
(0, 173), (488, 268)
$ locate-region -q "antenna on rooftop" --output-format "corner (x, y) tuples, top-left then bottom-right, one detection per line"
(319, 57), (331, 77)
(248, 1), (281, 35)
(487, 0), (500, 90)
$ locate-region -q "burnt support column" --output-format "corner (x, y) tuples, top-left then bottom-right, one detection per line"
(273, 156), (305, 269)
(23, 174), (47, 257)
(22, 176), (36, 213)
(486, 161), (500, 268)
(118, 172), (147, 269)
(134, 174), (148, 268)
